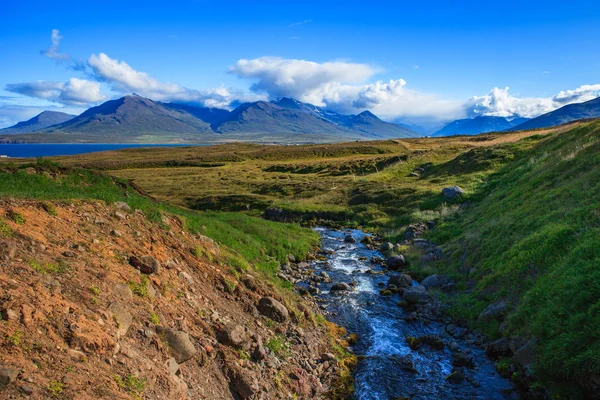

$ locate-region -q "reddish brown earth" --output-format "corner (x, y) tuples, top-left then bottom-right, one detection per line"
(0, 200), (349, 399)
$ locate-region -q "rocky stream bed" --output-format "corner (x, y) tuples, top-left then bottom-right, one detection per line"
(284, 227), (518, 400)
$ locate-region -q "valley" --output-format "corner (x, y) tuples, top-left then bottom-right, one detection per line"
(0, 119), (599, 399)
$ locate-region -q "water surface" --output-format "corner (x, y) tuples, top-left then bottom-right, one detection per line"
(0, 143), (209, 158)
(311, 227), (516, 400)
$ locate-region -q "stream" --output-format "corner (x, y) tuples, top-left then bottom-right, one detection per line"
(309, 227), (516, 400)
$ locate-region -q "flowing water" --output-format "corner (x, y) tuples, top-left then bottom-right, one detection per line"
(310, 227), (516, 400)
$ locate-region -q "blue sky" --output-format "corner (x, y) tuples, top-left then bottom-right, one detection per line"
(1, 0), (599, 128)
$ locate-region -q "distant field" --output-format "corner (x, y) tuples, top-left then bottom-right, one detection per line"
(44, 125), (561, 237)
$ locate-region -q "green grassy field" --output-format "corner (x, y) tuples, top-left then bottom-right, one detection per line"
(427, 120), (600, 395)
(50, 128), (551, 234)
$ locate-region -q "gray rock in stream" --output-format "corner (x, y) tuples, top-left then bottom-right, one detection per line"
(403, 286), (429, 304)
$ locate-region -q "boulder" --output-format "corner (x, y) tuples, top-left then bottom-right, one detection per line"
(387, 273), (413, 289)
(446, 370), (465, 383)
(216, 324), (248, 347)
(485, 337), (511, 358)
(512, 339), (536, 368)
(108, 302), (133, 337)
(386, 255), (407, 269)
(402, 223), (429, 240)
(452, 352), (473, 367)
(155, 327), (197, 363)
(379, 242), (394, 252)
(330, 282), (351, 292)
(442, 186), (465, 199)
(344, 234), (356, 243)
(113, 201), (131, 212)
(228, 365), (259, 399)
(112, 283), (133, 301)
(0, 366), (19, 388)
(256, 297), (289, 322)
(478, 301), (509, 322)
(403, 286), (429, 304)
(129, 255), (161, 275)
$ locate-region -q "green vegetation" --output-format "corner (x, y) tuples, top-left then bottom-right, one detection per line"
(30, 260), (69, 275)
(0, 218), (11, 238)
(114, 374), (146, 399)
(149, 312), (160, 325)
(265, 334), (291, 358)
(128, 277), (150, 298)
(47, 380), (64, 396)
(429, 120), (600, 393)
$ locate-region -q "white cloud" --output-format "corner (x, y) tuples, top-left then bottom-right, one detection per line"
(88, 53), (261, 108)
(229, 56), (375, 100)
(465, 85), (600, 118)
(288, 19), (312, 28)
(5, 78), (107, 106)
(41, 29), (70, 62)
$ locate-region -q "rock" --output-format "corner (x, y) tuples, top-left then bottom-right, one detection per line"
(62, 251), (76, 258)
(321, 353), (336, 362)
(112, 283), (133, 301)
(252, 336), (267, 361)
(330, 282), (351, 292)
(165, 260), (178, 270)
(216, 324), (247, 347)
(420, 274), (441, 289)
(113, 201), (131, 212)
(166, 357), (179, 375)
(446, 370), (465, 383)
(452, 352), (473, 367)
(287, 254), (296, 263)
(360, 236), (372, 244)
(114, 211), (126, 220)
(228, 366), (259, 399)
(379, 242), (394, 252)
(129, 255), (161, 275)
(387, 273), (413, 289)
(0, 242), (17, 259)
(155, 327), (197, 363)
(68, 349), (87, 362)
(485, 337), (511, 358)
(513, 339), (536, 367)
(402, 223), (429, 240)
(478, 301), (509, 322)
(386, 255), (407, 269)
(442, 186), (465, 199)
(406, 336), (421, 350)
(108, 302), (132, 337)
(0, 366), (19, 388)
(420, 335), (445, 350)
(409, 172), (419, 177)
(111, 229), (122, 237)
(344, 234), (356, 243)
(256, 297), (289, 322)
(0, 308), (18, 321)
(403, 286), (429, 304)
(179, 271), (194, 285)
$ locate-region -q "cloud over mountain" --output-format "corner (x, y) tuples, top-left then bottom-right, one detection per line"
(4, 29), (600, 129)
(6, 78), (106, 106)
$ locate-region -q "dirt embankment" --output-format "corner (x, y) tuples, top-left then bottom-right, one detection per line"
(0, 200), (346, 399)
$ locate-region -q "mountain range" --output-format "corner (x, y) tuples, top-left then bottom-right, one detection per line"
(1, 111), (75, 134)
(0, 95), (418, 143)
(432, 116), (529, 137)
(509, 96), (600, 131)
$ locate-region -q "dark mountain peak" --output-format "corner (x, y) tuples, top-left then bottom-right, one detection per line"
(511, 95), (600, 131)
(355, 110), (379, 120)
(1, 110), (75, 134)
(432, 115), (530, 137)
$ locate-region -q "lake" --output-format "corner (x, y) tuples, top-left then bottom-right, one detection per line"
(0, 143), (209, 158)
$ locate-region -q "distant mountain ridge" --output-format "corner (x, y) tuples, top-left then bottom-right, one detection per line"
(1, 95), (419, 143)
(509, 96), (600, 131)
(1, 111), (75, 134)
(433, 115), (529, 137)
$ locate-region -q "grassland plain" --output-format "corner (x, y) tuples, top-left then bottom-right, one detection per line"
(52, 126), (560, 238)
